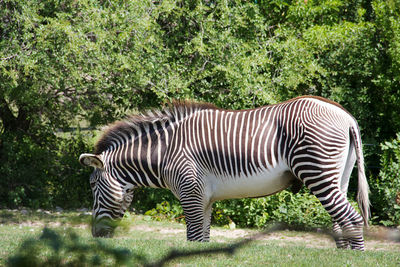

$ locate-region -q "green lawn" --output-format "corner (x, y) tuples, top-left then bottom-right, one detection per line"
(0, 210), (399, 266)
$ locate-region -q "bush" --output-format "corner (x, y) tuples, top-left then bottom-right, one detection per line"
(131, 188), (180, 215)
(370, 134), (400, 226)
(50, 132), (94, 209)
(134, 187), (332, 229)
(213, 190), (332, 228)
(0, 133), (55, 208)
(144, 201), (184, 222)
(0, 131), (93, 209)
(1, 0), (400, 228)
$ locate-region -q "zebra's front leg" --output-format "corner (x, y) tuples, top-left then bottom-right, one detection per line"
(202, 203), (213, 241)
(180, 197), (212, 242)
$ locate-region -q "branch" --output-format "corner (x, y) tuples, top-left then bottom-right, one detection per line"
(1, 47), (32, 61)
(1, 54), (18, 61)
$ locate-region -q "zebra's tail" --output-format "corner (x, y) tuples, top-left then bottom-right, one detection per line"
(350, 122), (370, 227)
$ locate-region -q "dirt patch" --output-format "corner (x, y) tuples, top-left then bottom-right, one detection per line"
(127, 224), (400, 251)
(131, 224), (185, 235)
(211, 228), (336, 249)
(6, 220), (90, 229)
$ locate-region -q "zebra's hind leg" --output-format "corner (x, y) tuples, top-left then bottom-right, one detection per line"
(332, 221), (349, 249)
(337, 212), (365, 251)
(312, 188), (365, 250)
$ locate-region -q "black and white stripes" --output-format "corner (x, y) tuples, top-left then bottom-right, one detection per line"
(80, 96), (369, 250)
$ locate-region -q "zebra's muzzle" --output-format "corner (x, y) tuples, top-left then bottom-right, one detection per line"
(92, 218), (116, 238)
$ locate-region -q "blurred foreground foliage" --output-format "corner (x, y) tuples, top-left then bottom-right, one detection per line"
(1, 0), (399, 226)
(7, 228), (134, 267)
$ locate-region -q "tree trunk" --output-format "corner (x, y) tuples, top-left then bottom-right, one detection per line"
(0, 97), (30, 134)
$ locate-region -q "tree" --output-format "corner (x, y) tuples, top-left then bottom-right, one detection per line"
(0, 0), (280, 207)
(0, 0), (399, 226)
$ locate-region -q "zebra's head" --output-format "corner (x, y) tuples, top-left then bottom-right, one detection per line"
(79, 153), (134, 238)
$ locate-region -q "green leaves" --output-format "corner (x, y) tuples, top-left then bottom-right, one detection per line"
(1, 0), (398, 135)
(213, 190), (332, 229)
(0, 0), (400, 228)
(370, 134), (400, 226)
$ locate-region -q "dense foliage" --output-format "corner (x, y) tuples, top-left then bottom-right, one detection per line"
(1, 0), (399, 227)
(370, 134), (400, 226)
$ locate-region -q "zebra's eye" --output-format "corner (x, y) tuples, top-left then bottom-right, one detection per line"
(90, 181), (96, 188)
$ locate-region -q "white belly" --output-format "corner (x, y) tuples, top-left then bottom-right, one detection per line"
(207, 163), (295, 202)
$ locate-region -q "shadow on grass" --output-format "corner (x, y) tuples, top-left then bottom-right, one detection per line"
(7, 227), (136, 267)
(7, 225), (287, 267)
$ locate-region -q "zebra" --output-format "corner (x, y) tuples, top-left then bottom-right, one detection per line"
(79, 96), (370, 250)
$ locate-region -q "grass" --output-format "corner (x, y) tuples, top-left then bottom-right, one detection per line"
(0, 209), (399, 266)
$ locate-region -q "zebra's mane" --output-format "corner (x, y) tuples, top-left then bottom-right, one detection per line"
(94, 100), (218, 154)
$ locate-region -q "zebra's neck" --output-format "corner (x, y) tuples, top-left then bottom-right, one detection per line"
(98, 103), (214, 188)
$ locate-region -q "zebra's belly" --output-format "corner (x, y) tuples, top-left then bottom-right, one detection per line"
(208, 164), (295, 202)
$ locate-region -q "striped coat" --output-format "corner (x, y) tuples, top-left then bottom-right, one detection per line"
(80, 96), (369, 250)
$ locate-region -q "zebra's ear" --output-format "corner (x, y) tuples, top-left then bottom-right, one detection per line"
(79, 153), (104, 169)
